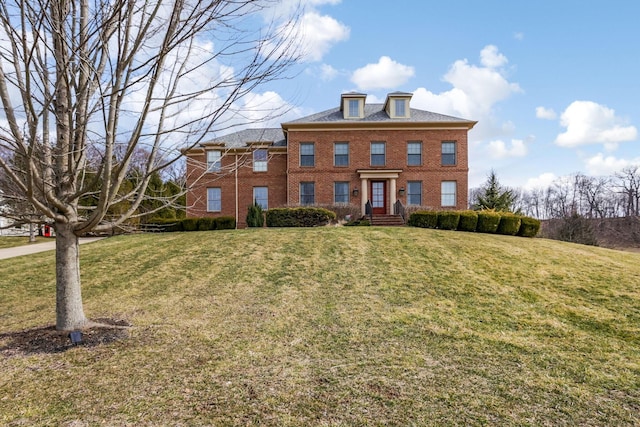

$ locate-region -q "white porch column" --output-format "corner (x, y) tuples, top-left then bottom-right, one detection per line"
(360, 178), (368, 215)
(389, 178), (397, 214)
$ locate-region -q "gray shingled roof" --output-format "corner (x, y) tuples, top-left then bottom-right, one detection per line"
(283, 104), (474, 125)
(206, 128), (285, 148)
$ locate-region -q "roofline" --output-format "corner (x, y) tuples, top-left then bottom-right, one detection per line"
(281, 120), (477, 131)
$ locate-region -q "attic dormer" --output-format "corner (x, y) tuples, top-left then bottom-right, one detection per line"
(384, 92), (413, 119)
(340, 92), (366, 119)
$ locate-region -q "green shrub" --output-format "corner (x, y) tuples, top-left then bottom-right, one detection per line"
(517, 216), (541, 238)
(497, 213), (521, 235)
(246, 203), (264, 228)
(214, 216), (236, 230)
(197, 218), (215, 231)
(344, 217), (371, 226)
(476, 211), (501, 234)
(437, 211), (460, 230)
(266, 207), (336, 227)
(181, 218), (199, 232)
(408, 211), (438, 228)
(457, 210), (478, 232)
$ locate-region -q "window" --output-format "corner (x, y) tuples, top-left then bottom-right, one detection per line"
(441, 181), (457, 207)
(300, 143), (315, 167)
(253, 187), (268, 209)
(206, 151), (221, 172)
(253, 149), (267, 172)
(407, 181), (422, 206)
(407, 142), (422, 166)
(370, 142), (385, 166)
(334, 182), (349, 204)
(348, 99), (359, 117)
(442, 142), (456, 166)
(395, 99), (406, 117)
(207, 188), (221, 211)
(334, 142), (349, 166)
(300, 182), (315, 205)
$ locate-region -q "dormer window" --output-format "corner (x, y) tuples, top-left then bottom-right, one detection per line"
(394, 99), (406, 117)
(385, 92), (413, 119)
(341, 92), (366, 119)
(348, 99), (359, 117)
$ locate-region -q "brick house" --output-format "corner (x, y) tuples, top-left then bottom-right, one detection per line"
(185, 92), (476, 227)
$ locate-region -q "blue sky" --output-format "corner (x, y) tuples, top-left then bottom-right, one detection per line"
(250, 0), (640, 189)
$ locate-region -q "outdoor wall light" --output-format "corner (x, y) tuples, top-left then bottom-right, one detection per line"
(69, 330), (83, 345)
(398, 187), (406, 196)
(352, 187), (359, 197)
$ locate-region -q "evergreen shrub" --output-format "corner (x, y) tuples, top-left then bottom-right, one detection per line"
(476, 211), (501, 234)
(497, 213), (521, 235)
(457, 210), (478, 232)
(437, 211), (460, 230)
(181, 218), (199, 232)
(517, 216), (541, 238)
(214, 216), (236, 230)
(266, 207), (336, 227)
(197, 218), (215, 231)
(246, 203), (264, 227)
(407, 211), (438, 228)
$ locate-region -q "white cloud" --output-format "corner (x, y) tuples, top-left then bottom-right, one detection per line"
(584, 153), (640, 176)
(320, 64), (338, 81)
(524, 172), (557, 190)
(350, 56), (415, 91)
(487, 138), (528, 159)
(411, 45), (521, 133)
(536, 106), (557, 120)
(296, 12), (350, 62)
(480, 45), (508, 69)
(555, 100), (637, 148)
(514, 32), (524, 41)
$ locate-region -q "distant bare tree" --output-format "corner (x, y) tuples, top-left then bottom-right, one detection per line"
(616, 166), (640, 217)
(0, 0), (302, 330)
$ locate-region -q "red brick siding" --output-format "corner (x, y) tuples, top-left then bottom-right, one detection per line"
(286, 128), (468, 209)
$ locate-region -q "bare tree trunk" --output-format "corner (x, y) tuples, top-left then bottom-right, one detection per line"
(29, 223), (36, 243)
(55, 222), (87, 331)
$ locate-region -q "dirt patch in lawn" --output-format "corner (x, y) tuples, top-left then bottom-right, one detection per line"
(0, 318), (130, 357)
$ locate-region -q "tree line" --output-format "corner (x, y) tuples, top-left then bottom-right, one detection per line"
(470, 166), (640, 220)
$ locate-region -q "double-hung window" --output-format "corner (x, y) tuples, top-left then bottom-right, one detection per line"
(207, 188), (221, 211)
(370, 142), (386, 166)
(334, 142), (349, 166)
(334, 182), (349, 204)
(300, 143), (315, 167)
(441, 181), (457, 207)
(395, 99), (406, 117)
(407, 142), (422, 166)
(253, 149), (268, 172)
(300, 182), (315, 205)
(348, 99), (359, 117)
(442, 142), (456, 166)
(407, 181), (422, 206)
(206, 151), (221, 172)
(253, 187), (268, 209)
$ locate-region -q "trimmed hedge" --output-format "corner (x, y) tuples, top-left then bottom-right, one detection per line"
(497, 213), (521, 236)
(407, 210), (438, 228)
(476, 211), (501, 234)
(457, 210), (478, 232)
(266, 207), (336, 227)
(145, 216), (235, 232)
(517, 216), (541, 238)
(437, 211), (460, 230)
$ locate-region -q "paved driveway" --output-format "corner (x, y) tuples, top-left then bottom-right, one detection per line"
(0, 237), (104, 260)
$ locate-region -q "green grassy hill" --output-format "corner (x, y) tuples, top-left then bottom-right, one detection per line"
(1, 228), (639, 426)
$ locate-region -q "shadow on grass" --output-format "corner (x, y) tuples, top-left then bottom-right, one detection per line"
(0, 318), (130, 357)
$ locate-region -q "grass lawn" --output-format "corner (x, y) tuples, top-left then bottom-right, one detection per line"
(0, 236), (47, 249)
(1, 227), (639, 426)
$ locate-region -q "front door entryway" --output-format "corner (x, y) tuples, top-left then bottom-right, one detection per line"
(371, 181), (387, 215)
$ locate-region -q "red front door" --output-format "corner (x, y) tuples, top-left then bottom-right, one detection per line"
(371, 181), (387, 215)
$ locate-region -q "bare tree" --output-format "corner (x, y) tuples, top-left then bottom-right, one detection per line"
(616, 166), (640, 217)
(0, 0), (302, 330)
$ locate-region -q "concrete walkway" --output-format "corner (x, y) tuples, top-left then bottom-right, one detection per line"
(0, 237), (105, 260)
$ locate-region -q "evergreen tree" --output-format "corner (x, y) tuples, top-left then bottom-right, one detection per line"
(473, 170), (518, 212)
